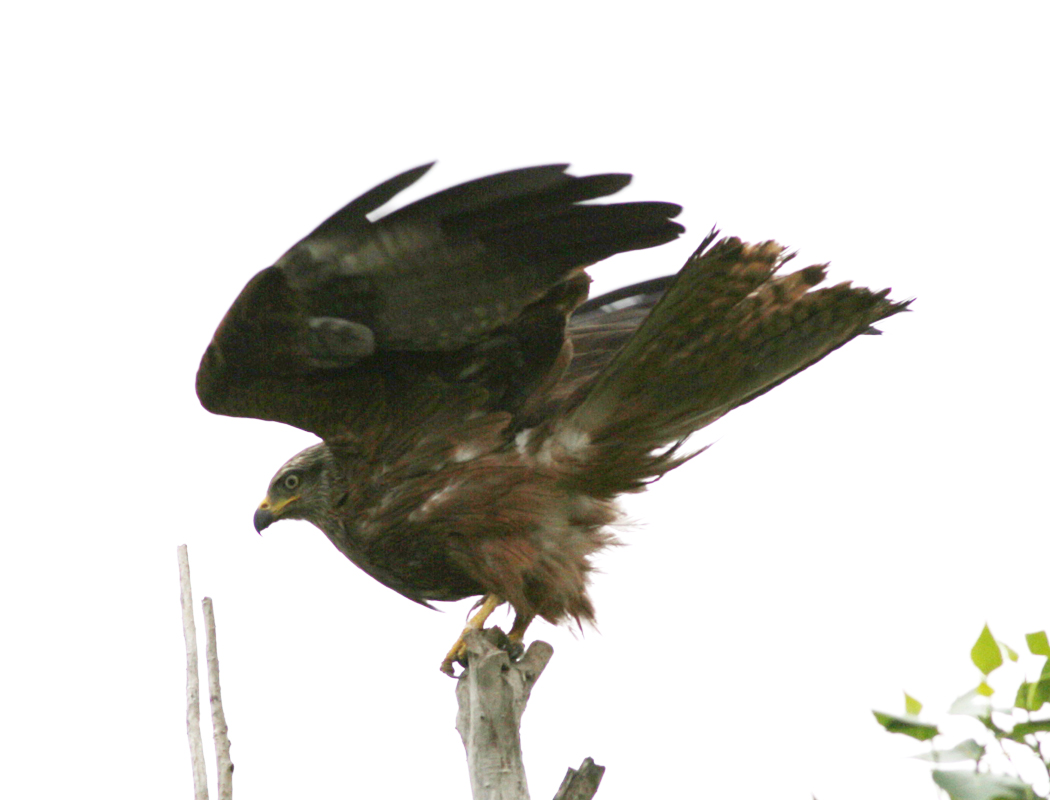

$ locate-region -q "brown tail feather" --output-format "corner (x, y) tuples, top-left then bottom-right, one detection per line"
(553, 234), (909, 496)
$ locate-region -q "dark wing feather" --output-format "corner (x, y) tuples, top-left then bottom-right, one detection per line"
(196, 165), (684, 439)
(305, 162), (436, 240)
(559, 276), (677, 399)
(572, 276), (676, 320)
(508, 276), (678, 429)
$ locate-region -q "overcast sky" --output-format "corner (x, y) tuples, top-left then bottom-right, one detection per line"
(3, 1), (1047, 798)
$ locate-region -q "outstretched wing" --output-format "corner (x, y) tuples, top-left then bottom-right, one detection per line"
(503, 234), (909, 500)
(196, 164), (684, 440)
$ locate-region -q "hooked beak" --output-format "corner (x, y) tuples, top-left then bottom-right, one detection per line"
(253, 495), (299, 533)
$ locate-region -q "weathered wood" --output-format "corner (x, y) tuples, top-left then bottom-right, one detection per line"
(552, 758), (605, 800)
(456, 629), (554, 800)
(203, 597), (234, 800)
(178, 545), (209, 800)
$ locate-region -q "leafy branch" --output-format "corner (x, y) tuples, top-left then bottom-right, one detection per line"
(874, 624), (1050, 800)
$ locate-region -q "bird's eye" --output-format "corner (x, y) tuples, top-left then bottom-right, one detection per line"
(283, 474), (300, 491)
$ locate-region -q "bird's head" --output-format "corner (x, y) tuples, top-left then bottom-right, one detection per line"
(254, 443), (335, 533)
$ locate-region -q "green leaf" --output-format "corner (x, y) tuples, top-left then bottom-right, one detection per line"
(1014, 657), (1050, 711)
(1011, 719), (1050, 737)
(905, 693), (923, 715)
(1014, 682), (1036, 711)
(972, 625), (1004, 675)
(914, 738), (985, 762)
(1025, 631), (1050, 656)
(1000, 642), (1019, 662)
(1014, 676), (1050, 712)
(873, 710), (940, 741)
(932, 770), (1033, 800)
(976, 680), (995, 697)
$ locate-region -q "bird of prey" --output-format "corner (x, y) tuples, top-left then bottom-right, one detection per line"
(196, 163), (908, 674)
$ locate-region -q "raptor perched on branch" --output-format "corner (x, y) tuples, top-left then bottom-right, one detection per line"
(196, 163), (908, 674)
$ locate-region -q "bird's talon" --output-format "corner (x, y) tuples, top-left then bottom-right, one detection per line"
(505, 638), (525, 661)
(439, 624), (528, 676)
(439, 630), (472, 676)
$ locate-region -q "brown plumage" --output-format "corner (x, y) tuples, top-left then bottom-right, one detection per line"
(196, 163), (908, 672)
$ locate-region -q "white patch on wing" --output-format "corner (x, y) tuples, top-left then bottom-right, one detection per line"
(604, 296), (644, 311)
(457, 360), (484, 379)
(558, 426), (591, 454)
(452, 445), (481, 463)
(537, 425), (591, 466)
(409, 483), (459, 522)
(515, 428), (533, 455)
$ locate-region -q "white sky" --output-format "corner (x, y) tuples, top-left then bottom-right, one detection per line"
(2, 1), (1048, 798)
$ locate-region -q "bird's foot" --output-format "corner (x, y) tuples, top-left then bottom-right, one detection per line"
(439, 594), (503, 676)
(439, 633), (470, 676)
(504, 629), (526, 662)
(439, 626), (524, 677)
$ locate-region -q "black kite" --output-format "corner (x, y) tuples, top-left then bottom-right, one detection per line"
(196, 164), (907, 673)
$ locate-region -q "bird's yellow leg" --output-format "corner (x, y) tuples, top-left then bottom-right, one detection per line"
(439, 594), (503, 676)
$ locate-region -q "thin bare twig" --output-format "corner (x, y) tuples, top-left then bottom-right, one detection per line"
(203, 597), (234, 800)
(178, 545), (209, 800)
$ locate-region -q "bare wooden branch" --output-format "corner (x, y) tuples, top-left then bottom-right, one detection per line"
(178, 545), (209, 800)
(203, 597), (234, 800)
(456, 629), (554, 800)
(552, 758), (605, 800)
